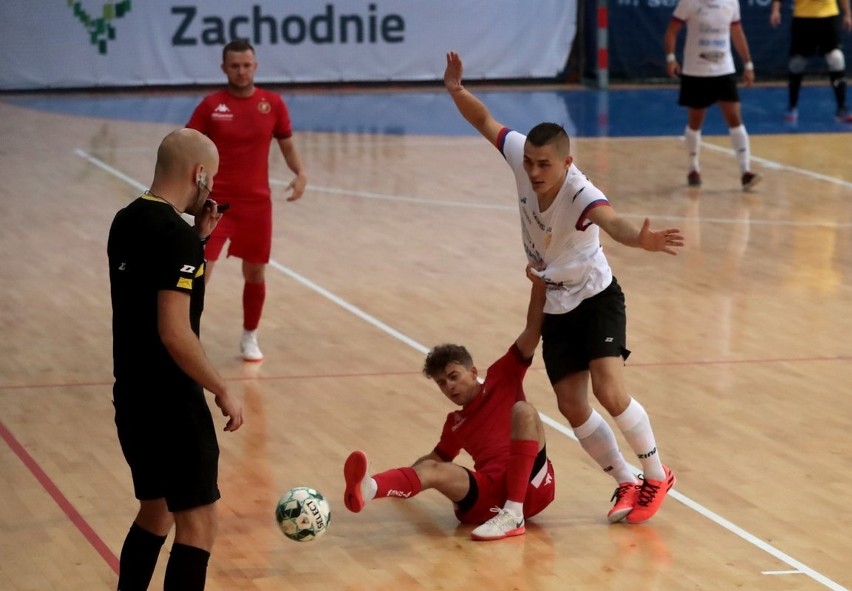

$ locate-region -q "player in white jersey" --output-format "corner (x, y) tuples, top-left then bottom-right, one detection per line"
(444, 51), (684, 525)
(664, 0), (762, 190)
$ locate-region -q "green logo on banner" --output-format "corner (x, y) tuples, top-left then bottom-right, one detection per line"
(67, 1), (132, 54)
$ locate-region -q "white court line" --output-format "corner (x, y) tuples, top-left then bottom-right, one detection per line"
(271, 180), (852, 228)
(274, 182), (516, 211)
(697, 139), (852, 190)
(268, 260), (429, 355)
(272, 263), (847, 591)
(78, 148), (848, 591)
(75, 148), (145, 191)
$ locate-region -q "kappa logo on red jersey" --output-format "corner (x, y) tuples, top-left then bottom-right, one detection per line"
(212, 104), (233, 120)
(451, 414), (467, 432)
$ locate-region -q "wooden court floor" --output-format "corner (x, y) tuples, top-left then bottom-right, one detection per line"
(1, 95), (851, 590)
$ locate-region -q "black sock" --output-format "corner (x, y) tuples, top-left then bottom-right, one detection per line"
(163, 543), (211, 591)
(829, 71), (847, 113)
(116, 523), (167, 591)
(788, 72), (804, 109)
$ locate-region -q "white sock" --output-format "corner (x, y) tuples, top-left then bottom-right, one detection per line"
(685, 126), (701, 172)
(729, 124), (750, 174)
(365, 477), (377, 502)
(503, 500), (524, 520)
(613, 398), (665, 481)
(574, 410), (636, 484)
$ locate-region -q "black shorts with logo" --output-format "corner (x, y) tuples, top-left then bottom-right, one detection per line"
(541, 277), (631, 385)
(114, 383), (221, 512)
(678, 74), (739, 109)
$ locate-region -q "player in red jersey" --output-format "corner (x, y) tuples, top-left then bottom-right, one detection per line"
(343, 268), (555, 541)
(187, 39), (307, 362)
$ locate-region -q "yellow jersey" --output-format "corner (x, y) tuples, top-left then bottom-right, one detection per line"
(792, 0), (840, 18)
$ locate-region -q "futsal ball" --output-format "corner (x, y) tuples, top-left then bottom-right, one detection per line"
(275, 487), (331, 542)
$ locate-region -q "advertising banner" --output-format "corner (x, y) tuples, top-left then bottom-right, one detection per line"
(0, 1), (577, 90)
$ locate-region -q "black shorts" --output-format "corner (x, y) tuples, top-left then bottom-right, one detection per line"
(541, 278), (631, 385)
(114, 384), (221, 512)
(678, 74), (739, 109)
(790, 16), (841, 57)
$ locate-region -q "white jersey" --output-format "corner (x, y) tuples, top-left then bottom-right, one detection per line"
(673, 0), (740, 77)
(500, 129), (613, 315)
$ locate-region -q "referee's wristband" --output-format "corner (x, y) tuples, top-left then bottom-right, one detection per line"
(666, 53), (676, 63)
(744, 61), (754, 71)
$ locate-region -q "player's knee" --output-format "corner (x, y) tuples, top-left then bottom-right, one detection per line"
(789, 55), (808, 74)
(413, 459), (441, 478)
(173, 503), (219, 549)
(511, 400), (539, 429)
(136, 499), (174, 535)
(511, 400), (536, 419)
(825, 49), (845, 73)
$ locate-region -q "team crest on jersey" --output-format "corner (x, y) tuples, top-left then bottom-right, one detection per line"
(258, 100), (271, 114)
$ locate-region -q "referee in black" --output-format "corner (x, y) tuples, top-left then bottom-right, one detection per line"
(108, 128), (243, 591)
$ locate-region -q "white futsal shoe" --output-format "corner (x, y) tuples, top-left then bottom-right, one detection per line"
(240, 329), (263, 362)
(470, 507), (525, 541)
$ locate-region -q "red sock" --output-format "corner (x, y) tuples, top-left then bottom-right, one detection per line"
(506, 440), (539, 503)
(373, 467), (422, 500)
(243, 281), (266, 331)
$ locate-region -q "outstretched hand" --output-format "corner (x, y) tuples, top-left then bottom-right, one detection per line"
(638, 218), (684, 255)
(444, 51), (464, 93)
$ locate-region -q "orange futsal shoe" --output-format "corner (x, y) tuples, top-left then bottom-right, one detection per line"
(608, 481), (641, 523)
(343, 450), (369, 513)
(626, 466), (676, 524)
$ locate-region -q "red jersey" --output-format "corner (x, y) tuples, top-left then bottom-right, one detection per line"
(187, 88), (292, 203)
(434, 344), (531, 477)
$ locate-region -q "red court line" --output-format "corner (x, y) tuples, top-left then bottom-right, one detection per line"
(0, 420), (119, 574)
(0, 355), (849, 392)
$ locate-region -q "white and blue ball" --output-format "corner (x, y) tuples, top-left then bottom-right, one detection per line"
(275, 487), (331, 542)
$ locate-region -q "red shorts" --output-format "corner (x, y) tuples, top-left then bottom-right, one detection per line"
(204, 200), (272, 264)
(454, 458), (556, 525)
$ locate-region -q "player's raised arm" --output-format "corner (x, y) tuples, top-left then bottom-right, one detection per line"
(444, 51), (506, 147)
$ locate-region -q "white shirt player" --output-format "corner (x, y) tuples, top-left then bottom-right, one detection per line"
(673, 0), (740, 77)
(501, 130), (613, 315)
